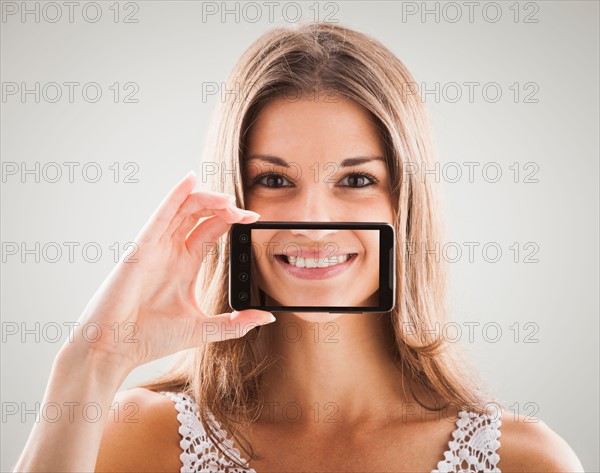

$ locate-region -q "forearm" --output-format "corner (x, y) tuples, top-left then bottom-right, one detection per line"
(12, 343), (131, 473)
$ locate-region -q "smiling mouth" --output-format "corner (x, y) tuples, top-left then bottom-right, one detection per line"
(275, 253), (358, 268)
(273, 253), (359, 280)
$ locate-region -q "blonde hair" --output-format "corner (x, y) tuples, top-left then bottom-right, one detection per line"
(138, 21), (503, 468)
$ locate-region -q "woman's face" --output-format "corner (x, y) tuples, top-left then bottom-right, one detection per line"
(243, 93), (394, 322)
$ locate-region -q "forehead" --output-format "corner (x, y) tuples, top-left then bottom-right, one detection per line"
(245, 95), (384, 159)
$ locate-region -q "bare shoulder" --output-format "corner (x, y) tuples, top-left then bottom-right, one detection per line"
(95, 387), (182, 473)
(497, 411), (585, 472)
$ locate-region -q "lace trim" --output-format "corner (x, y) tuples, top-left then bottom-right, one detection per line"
(162, 391), (501, 473)
(433, 410), (502, 473)
(161, 391), (254, 473)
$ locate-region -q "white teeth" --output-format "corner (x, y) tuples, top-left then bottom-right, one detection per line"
(285, 254), (350, 268)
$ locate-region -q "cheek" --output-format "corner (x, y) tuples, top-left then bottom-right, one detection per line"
(243, 195), (269, 215)
(377, 198), (395, 224)
(352, 199), (395, 224)
(360, 233), (381, 262)
(249, 229), (277, 257)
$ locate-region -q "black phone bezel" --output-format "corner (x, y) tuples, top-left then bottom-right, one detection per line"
(229, 221), (396, 313)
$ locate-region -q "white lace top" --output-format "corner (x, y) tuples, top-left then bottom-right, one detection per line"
(161, 391), (502, 473)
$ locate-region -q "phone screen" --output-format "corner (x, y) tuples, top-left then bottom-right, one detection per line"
(250, 228), (380, 308)
(229, 222), (395, 313)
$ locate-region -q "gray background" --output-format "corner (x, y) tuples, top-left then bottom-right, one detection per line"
(1, 1), (598, 471)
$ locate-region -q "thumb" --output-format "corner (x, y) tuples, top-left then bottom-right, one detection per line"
(231, 309), (277, 335)
(190, 310), (276, 345)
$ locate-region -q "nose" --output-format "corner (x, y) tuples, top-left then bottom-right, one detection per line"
(281, 187), (343, 250)
(288, 186), (338, 225)
(288, 189), (338, 239)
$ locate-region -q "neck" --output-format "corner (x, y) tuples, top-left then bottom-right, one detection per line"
(255, 313), (419, 428)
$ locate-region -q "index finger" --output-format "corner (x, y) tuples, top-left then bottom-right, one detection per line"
(136, 171), (234, 242)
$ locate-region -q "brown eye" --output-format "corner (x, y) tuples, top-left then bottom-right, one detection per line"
(251, 173), (293, 188)
(338, 172), (379, 188)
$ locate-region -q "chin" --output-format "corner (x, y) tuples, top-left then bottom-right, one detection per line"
(287, 312), (346, 323)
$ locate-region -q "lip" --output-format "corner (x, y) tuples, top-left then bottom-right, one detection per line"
(274, 249), (358, 258)
(274, 253), (358, 280)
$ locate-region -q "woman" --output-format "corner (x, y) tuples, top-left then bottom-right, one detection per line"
(14, 22), (584, 473)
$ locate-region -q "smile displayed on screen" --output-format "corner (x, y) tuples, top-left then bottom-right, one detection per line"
(250, 228), (380, 307)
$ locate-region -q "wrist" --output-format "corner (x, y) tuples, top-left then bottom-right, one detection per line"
(55, 341), (134, 390)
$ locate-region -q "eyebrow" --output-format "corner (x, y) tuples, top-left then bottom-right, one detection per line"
(245, 154), (386, 168)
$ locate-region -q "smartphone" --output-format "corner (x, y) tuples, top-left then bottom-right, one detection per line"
(229, 221), (395, 313)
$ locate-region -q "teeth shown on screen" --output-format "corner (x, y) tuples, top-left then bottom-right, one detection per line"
(285, 254), (351, 268)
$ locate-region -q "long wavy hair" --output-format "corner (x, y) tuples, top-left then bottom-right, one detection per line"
(137, 21), (504, 469)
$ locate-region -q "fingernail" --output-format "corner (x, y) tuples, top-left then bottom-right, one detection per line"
(262, 314), (276, 324)
(242, 210), (260, 217)
(231, 207), (259, 218)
